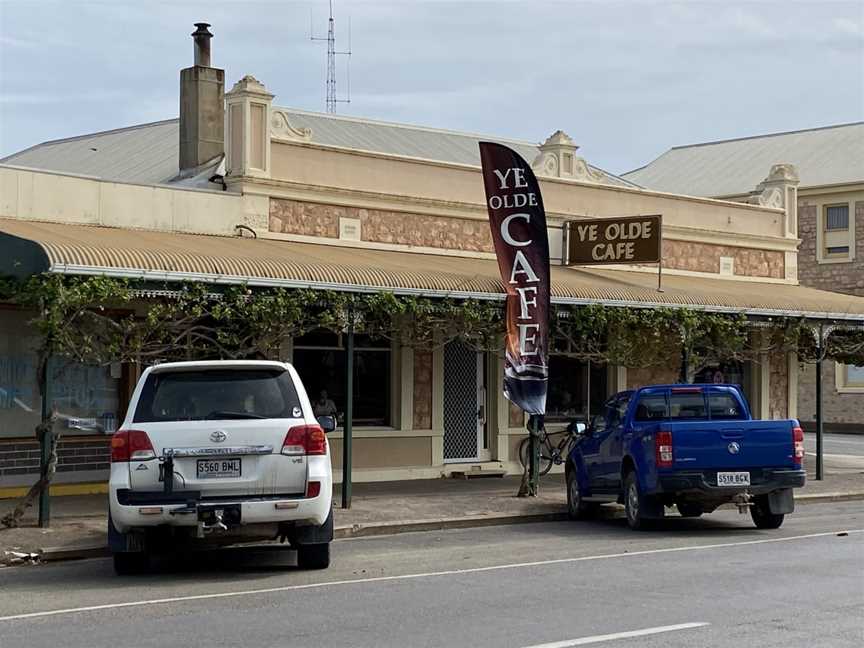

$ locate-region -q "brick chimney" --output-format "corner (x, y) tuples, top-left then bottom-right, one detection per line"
(179, 23), (224, 173)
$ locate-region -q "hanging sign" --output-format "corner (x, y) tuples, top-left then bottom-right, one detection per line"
(479, 142), (550, 415)
(566, 214), (662, 265)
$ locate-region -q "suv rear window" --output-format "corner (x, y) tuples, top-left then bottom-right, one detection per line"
(133, 369), (302, 423)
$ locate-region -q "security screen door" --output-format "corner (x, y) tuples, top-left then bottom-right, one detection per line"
(443, 341), (486, 462)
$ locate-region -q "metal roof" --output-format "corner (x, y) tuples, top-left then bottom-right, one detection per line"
(0, 109), (636, 188)
(1, 219), (862, 321)
(0, 120), (181, 185)
(623, 122), (864, 197)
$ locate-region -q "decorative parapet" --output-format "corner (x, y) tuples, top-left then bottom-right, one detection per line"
(531, 130), (611, 184)
(225, 75), (274, 179)
(270, 110), (312, 142)
(747, 164), (800, 236)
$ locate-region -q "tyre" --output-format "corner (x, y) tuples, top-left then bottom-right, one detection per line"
(518, 438), (553, 476)
(750, 496), (784, 529)
(624, 472), (655, 531)
(297, 542), (331, 569)
(676, 502), (703, 518)
(113, 551), (150, 575)
(566, 465), (595, 520)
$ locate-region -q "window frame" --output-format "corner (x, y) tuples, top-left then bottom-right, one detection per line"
(292, 331), (396, 429)
(817, 201), (855, 264)
(835, 362), (864, 394)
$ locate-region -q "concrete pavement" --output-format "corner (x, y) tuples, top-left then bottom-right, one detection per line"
(0, 502), (861, 647)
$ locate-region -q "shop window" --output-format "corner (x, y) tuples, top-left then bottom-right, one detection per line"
(820, 203), (853, 262)
(546, 342), (608, 422)
(0, 310), (122, 438)
(293, 330), (392, 426)
(836, 363), (864, 393)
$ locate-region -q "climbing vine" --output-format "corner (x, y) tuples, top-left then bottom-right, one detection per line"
(0, 273), (861, 527)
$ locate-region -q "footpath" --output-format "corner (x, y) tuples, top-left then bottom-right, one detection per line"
(1, 466), (862, 566)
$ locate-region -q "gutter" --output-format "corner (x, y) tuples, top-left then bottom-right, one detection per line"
(50, 263), (864, 323)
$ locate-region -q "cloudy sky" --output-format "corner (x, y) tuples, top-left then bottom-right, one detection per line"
(0, 0), (862, 173)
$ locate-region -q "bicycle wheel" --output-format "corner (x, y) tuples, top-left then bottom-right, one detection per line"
(518, 437), (554, 476)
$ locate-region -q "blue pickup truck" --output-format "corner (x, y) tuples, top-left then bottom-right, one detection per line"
(565, 384), (806, 530)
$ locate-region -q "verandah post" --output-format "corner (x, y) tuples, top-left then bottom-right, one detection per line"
(342, 301), (354, 508)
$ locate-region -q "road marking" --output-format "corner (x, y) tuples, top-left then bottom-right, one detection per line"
(521, 622), (709, 647)
(0, 529), (860, 623)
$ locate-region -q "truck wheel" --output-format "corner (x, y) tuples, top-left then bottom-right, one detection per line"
(750, 496), (784, 529)
(113, 551), (150, 576)
(297, 542), (330, 570)
(624, 472), (653, 531)
(676, 503), (703, 518)
(566, 465), (595, 520)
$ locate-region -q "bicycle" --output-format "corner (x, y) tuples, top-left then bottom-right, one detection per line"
(517, 420), (586, 476)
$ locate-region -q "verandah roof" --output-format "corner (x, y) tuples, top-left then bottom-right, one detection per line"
(1, 218), (863, 322)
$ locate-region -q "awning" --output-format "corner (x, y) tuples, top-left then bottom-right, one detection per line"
(1, 219), (863, 321)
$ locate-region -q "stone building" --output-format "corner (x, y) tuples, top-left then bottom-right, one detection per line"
(1, 26), (863, 495)
(624, 123), (864, 432)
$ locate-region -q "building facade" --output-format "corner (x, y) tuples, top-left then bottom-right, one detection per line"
(1, 27), (863, 495)
(624, 124), (864, 433)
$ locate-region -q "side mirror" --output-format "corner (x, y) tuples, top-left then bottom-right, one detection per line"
(567, 419), (588, 436)
(317, 415), (337, 433)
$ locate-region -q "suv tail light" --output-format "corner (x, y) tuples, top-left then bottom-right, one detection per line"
(282, 425), (327, 456)
(793, 426), (805, 467)
(111, 430), (156, 462)
(656, 429), (673, 468)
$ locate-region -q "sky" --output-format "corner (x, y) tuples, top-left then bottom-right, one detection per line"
(0, 0), (862, 174)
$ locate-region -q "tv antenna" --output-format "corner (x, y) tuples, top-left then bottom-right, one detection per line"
(311, 0), (351, 113)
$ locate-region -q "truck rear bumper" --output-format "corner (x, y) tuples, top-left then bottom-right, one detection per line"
(657, 468), (806, 496)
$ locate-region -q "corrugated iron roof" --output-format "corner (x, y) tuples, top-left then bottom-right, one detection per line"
(0, 120), (181, 185)
(0, 109), (637, 188)
(623, 122), (864, 197)
(1, 219), (862, 321)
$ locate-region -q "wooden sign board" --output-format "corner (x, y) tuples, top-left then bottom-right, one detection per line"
(565, 214), (662, 265)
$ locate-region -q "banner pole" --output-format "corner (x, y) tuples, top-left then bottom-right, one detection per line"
(529, 414), (540, 496)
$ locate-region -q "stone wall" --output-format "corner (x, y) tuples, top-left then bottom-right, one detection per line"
(412, 351), (433, 430)
(797, 199), (864, 297)
(769, 352), (788, 420)
(663, 240), (784, 278)
(271, 199), (493, 253)
(270, 198), (788, 278)
(798, 362), (864, 432)
(626, 365), (680, 389)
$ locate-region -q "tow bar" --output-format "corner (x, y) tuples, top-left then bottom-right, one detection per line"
(732, 492), (753, 514)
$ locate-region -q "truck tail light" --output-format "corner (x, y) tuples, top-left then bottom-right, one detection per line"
(793, 426), (805, 467)
(656, 429), (673, 468)
(111, 430), (156, 462)
(282, 425), (327, 456)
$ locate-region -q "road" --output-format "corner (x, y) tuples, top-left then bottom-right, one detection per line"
(805, 432), (864, 457)
(0, 502), (862, 648)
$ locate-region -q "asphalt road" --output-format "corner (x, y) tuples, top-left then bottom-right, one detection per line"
(0, 502), (862, 648)
(804, 432), (864, 457)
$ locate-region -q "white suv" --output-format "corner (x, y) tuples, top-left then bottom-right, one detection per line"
(108, 360), (334, 574)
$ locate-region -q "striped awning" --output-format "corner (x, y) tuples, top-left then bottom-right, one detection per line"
(2, 219), (863, 321)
